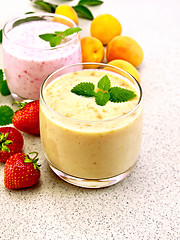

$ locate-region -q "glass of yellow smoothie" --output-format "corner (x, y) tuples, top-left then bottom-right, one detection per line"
(40, 63), (143, 188)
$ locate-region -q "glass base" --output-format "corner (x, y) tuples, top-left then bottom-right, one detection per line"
(49, 163), (136, 188)
(11, 91), (35, 102)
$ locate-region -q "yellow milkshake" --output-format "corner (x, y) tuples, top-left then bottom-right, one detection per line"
(40, 64), (143, 188)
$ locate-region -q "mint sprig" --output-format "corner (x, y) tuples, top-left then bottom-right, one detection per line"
(71, 75), (137, 106)
(39, 27), (82, 47)
(0, 69), (10, 96)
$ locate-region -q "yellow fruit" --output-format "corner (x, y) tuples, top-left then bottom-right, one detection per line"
(90, 14), (122, 45)
(54, 4), (79, 26)
(105, 60), (140, 83)
(80, 36), (105, 69)
(106, 36), (144, 67)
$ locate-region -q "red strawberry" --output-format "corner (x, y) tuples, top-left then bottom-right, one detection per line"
(12, 100), (40, 135)
(4, 152), (41, 190)
(0, 127), (24, 163)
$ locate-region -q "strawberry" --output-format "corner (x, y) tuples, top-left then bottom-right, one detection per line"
(0, 127), (24, 163)
(4, 152), (41, 190)
(12, 100), (40, 135)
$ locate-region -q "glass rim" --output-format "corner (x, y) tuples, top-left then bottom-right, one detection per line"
(40, 62), (143, 124)
(2, 12), (78, 50)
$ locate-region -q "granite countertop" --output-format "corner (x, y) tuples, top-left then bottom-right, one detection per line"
(0, 0), (179, 239)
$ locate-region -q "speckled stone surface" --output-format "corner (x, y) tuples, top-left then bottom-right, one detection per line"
(0, 0), (179, 239)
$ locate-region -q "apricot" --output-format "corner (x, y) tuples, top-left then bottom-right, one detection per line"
(90, 14), (122, 45)
(106, 36), (144, 67)
(54, 4), (78, 26)
(80, 36), (105, 69)
(105, 60), (140, 83)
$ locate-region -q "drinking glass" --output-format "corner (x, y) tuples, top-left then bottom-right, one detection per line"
(3, 13), (82, 101)
(40, 63), (143, 188)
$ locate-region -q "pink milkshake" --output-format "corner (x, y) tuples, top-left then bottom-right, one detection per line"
(2, 13), (82, 101)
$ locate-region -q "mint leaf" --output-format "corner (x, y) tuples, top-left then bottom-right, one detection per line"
(0, 69), (10, 96)
(62, 27), (82, 37)
(97, 75), (111, 91)
(54, 31), (64, 35)
(0, 29), (2, 43)
(109, 87), (136, 103)
(1, 81), (11, 96)
(0, 105), (14, 126)
(73, 5), (94, 20)
(95, 91), (110, 106)
(39, 33), (56, 42)
(33, 0), (57, 13)
(78, 0), (103, 6)
(49, 35), (62, 47)
(39, 27), (81, 47)
(71, 82), (95, 97)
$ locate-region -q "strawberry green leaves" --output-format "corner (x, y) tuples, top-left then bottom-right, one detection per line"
(0, 132), (12, 152)
(39, 27), (82, 47)
(71, 75), (137, 106)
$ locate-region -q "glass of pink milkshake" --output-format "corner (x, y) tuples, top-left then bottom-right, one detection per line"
(2, 13), (82, 101)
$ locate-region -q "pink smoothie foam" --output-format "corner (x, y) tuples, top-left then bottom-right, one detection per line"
(3, 20), (82, 100)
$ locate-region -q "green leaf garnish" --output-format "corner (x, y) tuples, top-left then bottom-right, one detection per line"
(109, 87), (137, 103)
(95, 91), (110, 106)
(71, 75), (137, 106)
(0, 105), (14, 126)
(0, 69), (10, 96)
(63, 27), (82, 36)
(78, 0), (103, 6)
(39, 27), (82, 47)
(39, 33), (56, 42)
(0, 29), (2, 43)
(73, 5), (94, 20)
(71, 82), (95, 97)
(49, 35), (62, 47)
(97, 75), (111, 91)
